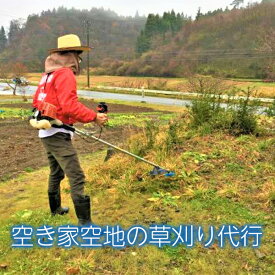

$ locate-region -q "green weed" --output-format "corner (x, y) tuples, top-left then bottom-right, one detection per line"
(258, 138), (275, 151)
(182, 151), (208, 164)
(225, 162), (244, 173)
(24, 167), (34, 173)
(0, 108), (32, 119)
(178, 169), (201, 184)
(106, 112), (174, 128)
(149, 192), (180, 207)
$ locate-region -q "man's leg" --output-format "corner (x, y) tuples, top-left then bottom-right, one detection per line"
(41, 133), (91, 225)
(57, 148), (91, 226)
(46, 151), (69, 215)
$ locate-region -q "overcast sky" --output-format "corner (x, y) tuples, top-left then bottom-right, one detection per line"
(0, 0), (260, 28)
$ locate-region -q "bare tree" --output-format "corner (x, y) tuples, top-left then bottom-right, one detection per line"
(186, 75), (231, 95)
(259, 29), (275, 81)
(0, 62), (28, 95)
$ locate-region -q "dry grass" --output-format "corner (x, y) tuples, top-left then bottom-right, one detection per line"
(26, 73), (275, 98)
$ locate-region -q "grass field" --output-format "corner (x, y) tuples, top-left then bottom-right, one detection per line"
(0, 95), (274, 274)
(26, 73), (275, 98)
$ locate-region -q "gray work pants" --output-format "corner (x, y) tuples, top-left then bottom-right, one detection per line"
(41, 132), (86, 202)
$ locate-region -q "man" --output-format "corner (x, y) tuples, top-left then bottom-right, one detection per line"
(32, 34), (107, 225)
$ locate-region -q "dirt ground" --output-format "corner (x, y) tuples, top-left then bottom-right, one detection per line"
(0, 120), (131, 181)
(0, 101), (157, 181)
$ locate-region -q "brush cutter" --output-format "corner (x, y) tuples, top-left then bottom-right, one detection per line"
(30, 101), (175, 177)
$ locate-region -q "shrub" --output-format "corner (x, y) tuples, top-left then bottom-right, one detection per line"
(228, 87), (259, 136)
(265, 98), (275, 117)
(165, 120), (181, 152)
(188, 75), (260, 136)
(187, 76), (227, 127)
(144, 120), (160, 150)
(190, 95), (222, 127)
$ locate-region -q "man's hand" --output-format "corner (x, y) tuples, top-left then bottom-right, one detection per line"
(94, 113), (108, 126)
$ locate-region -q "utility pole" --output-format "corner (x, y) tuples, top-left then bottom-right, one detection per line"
(82, 19), (92, 88)
(87, 24), (90, 88)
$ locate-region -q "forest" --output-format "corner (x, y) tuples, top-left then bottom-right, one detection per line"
(105, 2), (275, 79)
(0, 7), (146, 71)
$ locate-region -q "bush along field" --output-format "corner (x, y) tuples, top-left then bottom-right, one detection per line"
(0, 95), (274, 274)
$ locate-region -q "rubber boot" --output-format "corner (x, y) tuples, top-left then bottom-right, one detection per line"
(48, 191), (69, 216)
(73, 195), (91, 226)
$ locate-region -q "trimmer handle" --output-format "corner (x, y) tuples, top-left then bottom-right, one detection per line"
(97, 102), (108, 114)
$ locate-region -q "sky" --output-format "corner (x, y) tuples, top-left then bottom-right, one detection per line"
(0, 0), (261, 28)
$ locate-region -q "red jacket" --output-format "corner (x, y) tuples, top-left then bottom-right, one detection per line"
(33, 68), (97, 124)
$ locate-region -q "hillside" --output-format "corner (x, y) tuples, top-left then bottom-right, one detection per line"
(0, 3), (274, 79)
(102, 2), (275, 79)
(0, 7), (146, 71)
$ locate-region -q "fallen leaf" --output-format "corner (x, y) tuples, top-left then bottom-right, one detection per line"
(147, 198), (160, 202)
(172, 196), (181, 199)
(255, 249), (265, 259)
(107, 188), (117, 194)
(0, 264), (8, 269)
(242, 262), (251, 271)
(21, 210), (33, 219)
(66, 267), (80, 275)
(93, 197), (99, 204)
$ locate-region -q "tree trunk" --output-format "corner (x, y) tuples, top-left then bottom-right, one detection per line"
(12, 84), (17, 95)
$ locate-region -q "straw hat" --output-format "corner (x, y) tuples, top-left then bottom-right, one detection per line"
(49, 34), (91, 54)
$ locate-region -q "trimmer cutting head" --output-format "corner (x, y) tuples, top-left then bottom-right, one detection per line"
(149, 166), (175, 177)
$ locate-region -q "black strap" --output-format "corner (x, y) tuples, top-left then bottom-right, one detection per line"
(52, 124), (75, 132)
